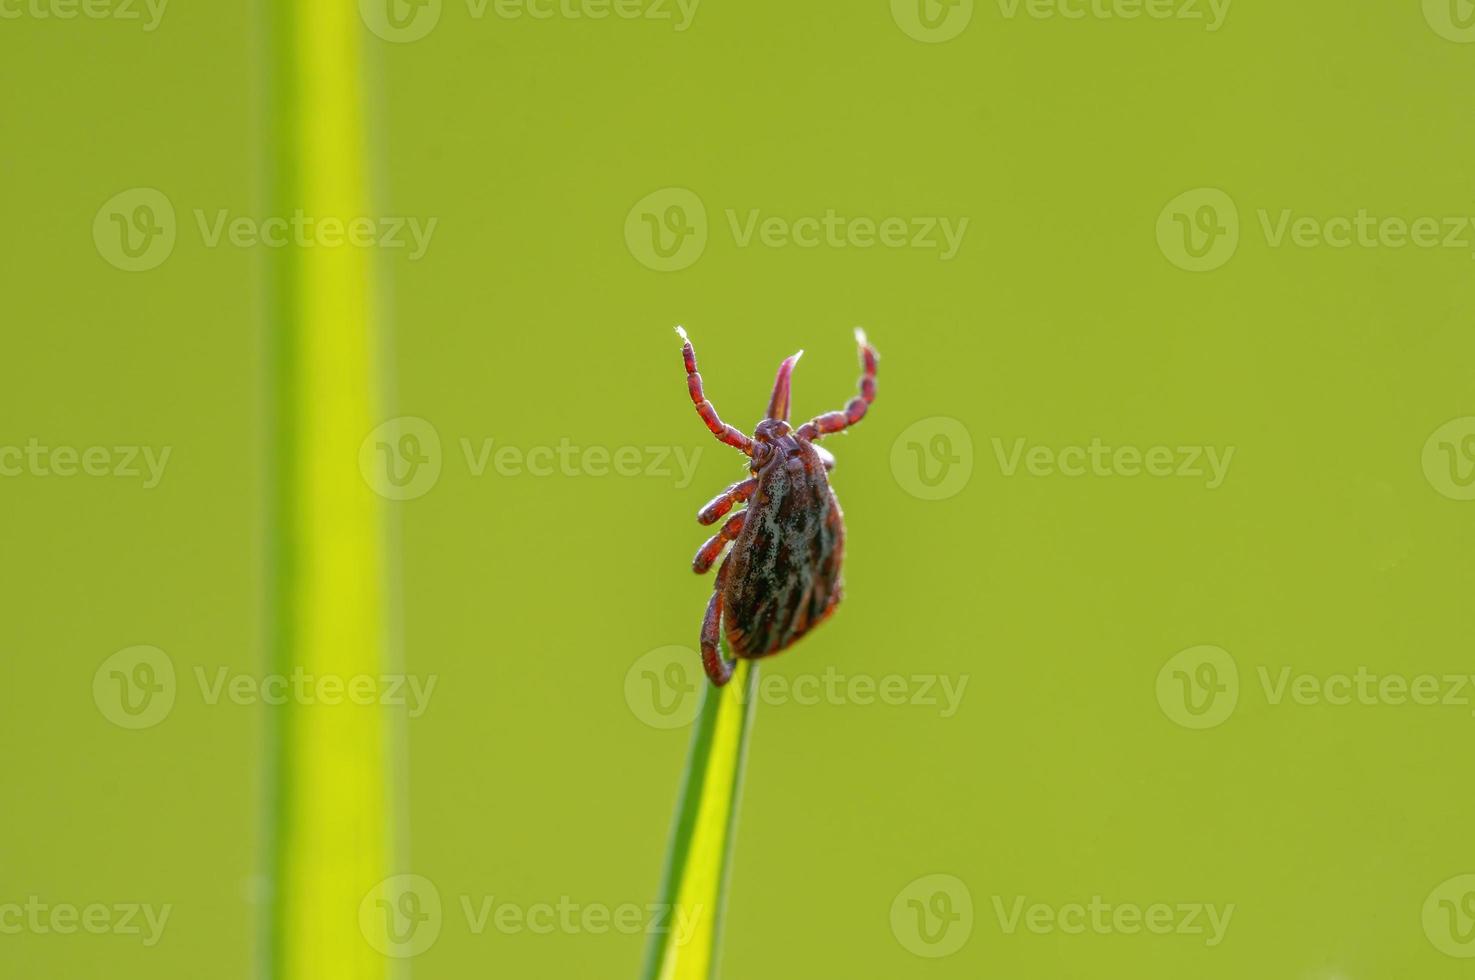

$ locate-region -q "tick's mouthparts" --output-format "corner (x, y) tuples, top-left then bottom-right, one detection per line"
(766, 350), (803, 422)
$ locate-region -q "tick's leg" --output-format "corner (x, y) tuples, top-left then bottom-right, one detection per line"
(697, 478), (758, 525)
(678, 327), (755, 456)
(796, 328), (879, 441)
(692, 511), (746, 574)
(701, 559), (734, 686)
(814, 446), (836, 471)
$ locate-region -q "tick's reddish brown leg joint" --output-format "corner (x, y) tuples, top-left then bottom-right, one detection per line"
(692, 510), (746, 574)
(700, 560), (734, 686)
(678, 327), (755, 456)
(797, 328), (879, 441)
(697, 478), (758, 526)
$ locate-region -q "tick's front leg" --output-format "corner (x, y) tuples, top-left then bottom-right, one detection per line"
(697, 478), (758, 525)
(701, 559), (734, 686)
(678, 327), (755, 456)
(797, 328), (879, 441)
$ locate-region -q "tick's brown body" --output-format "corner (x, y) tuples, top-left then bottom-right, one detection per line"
(679, 327), (878, 686)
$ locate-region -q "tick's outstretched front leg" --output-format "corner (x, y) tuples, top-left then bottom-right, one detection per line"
(797, 328), (879, 441)
(697, 478), (758, 525)
(692, 511), (746, 574)
(678, 327), (755, 456)
(701, 559), (734, 686)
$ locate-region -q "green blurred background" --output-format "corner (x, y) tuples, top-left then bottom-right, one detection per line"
(5, 0), (1475, 976)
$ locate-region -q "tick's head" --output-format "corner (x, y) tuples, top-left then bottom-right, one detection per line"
(751, 418), (802, 471)
(754, 418), (793, 442)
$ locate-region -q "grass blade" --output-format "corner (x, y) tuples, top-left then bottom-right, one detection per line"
(640, 642), (759, 980)
(261, 2), (392, 978)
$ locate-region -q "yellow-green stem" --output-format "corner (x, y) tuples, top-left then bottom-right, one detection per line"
(262, 3), (393, 979)
(641, 646), (760, 980)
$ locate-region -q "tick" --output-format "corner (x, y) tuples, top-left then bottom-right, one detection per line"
(677, 325), (879, 686)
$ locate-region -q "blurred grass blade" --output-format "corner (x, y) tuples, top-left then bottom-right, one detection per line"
(641, 644), (759, 980)
(262, 2), (392, 979)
